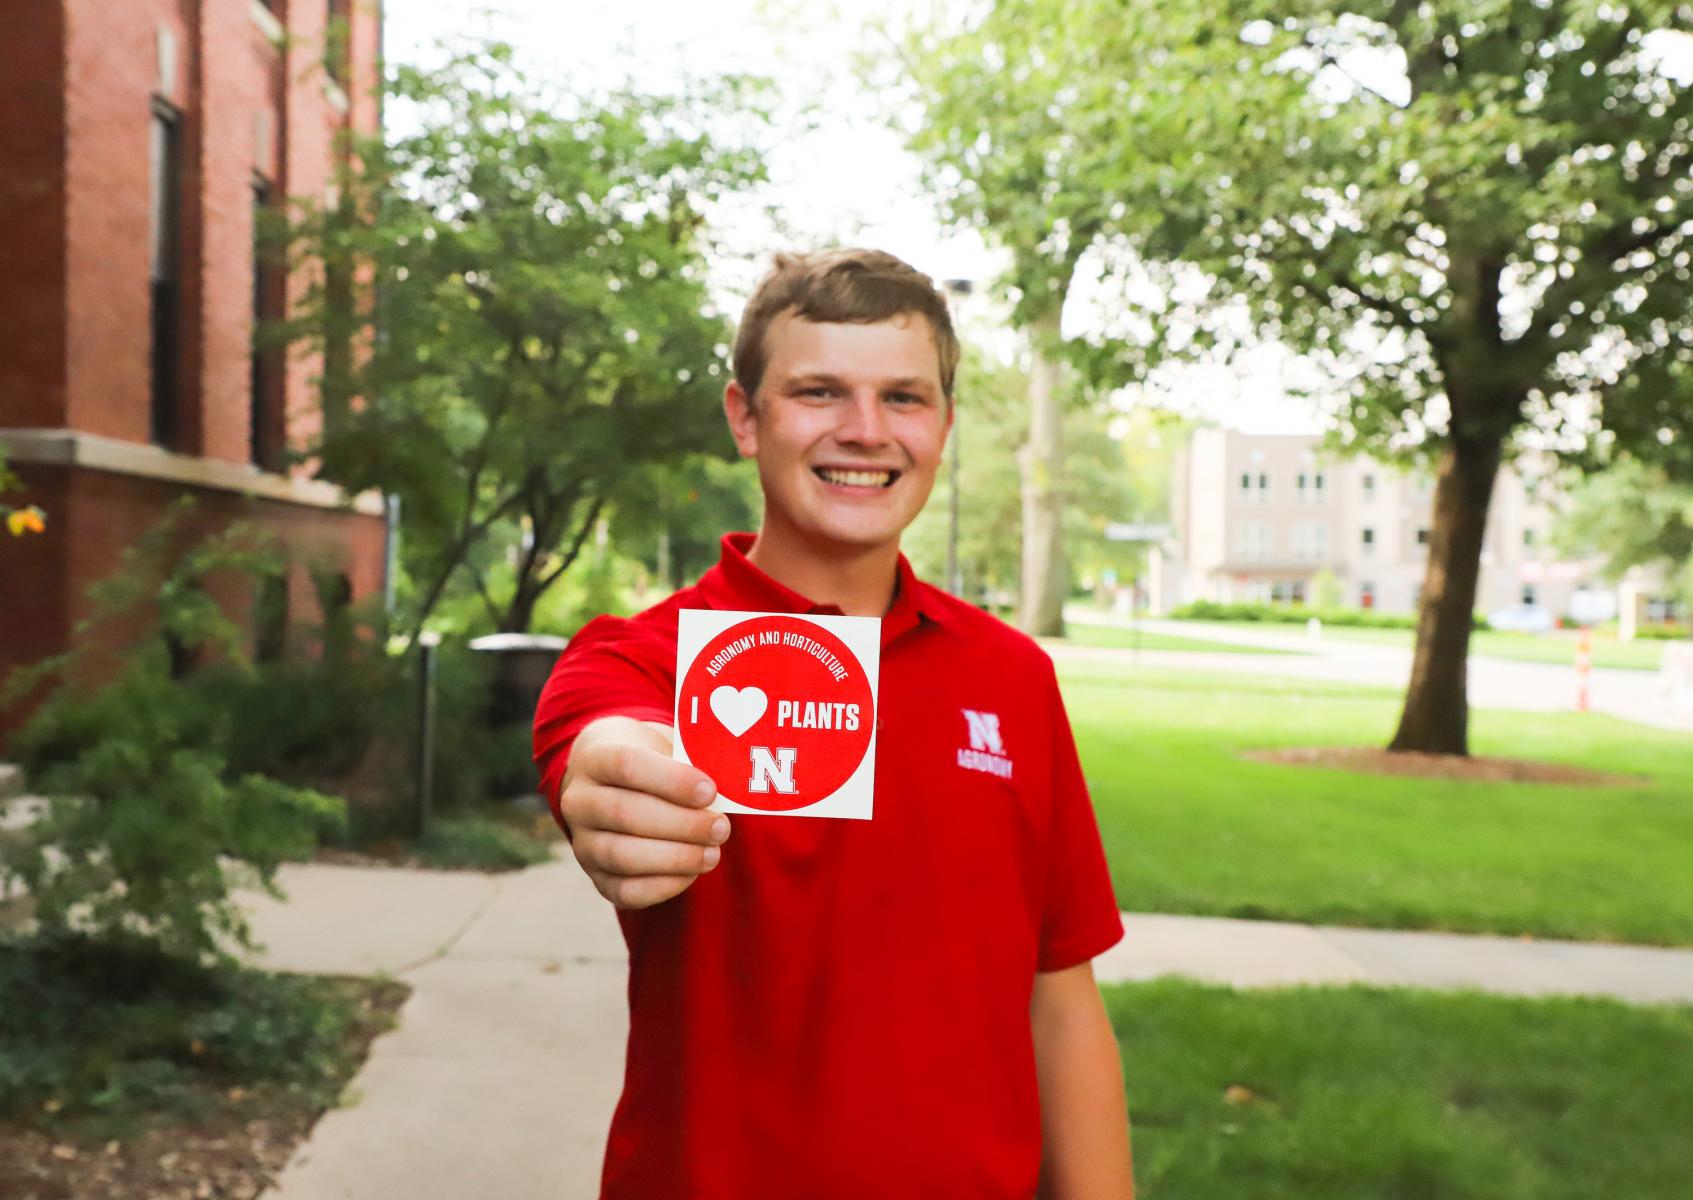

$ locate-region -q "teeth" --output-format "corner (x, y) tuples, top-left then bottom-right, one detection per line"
(818, 469), (893, 487)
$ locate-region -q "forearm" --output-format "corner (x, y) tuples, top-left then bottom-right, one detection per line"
(1031, 964), (1135, 1199)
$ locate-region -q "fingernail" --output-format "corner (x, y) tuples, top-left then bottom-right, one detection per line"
(702, 845), (721, 868)
(710, 817), (730, 843)
(695, 781), (717, 805)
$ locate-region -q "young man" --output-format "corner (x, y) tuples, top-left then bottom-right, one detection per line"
(533, 248), (1135, 1199)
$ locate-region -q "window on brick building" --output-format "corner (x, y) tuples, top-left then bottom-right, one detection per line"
(326, 0), (351, 87)
(251, 176), (284, 471)
(149, 101), (182, 448)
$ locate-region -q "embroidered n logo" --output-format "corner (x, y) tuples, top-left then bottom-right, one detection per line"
(961, 710), (1005, 756)
(747, 745), (799, 794)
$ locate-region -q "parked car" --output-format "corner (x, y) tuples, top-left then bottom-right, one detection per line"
(1487, 603), (1556, 634)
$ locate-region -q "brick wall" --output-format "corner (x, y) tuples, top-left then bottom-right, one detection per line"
(0, 1), (69, 428)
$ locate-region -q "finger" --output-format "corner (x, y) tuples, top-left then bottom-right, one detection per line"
(577, 829), (722, 879)
(584, 742), (719, 808)
(596, 872), (699, 911)
(572, 784), (731, 846)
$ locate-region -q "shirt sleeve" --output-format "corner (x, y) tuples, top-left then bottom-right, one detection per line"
(1035, 660), (1125, 972)
(531, 614), (676, 834)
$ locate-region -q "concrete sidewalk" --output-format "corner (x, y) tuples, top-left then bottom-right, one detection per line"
(242, 849), (1693, 1200)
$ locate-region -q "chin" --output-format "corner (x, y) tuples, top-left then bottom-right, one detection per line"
(805, 513), (909, 552)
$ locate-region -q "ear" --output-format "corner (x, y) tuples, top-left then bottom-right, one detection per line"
(724, 380), (759, 459)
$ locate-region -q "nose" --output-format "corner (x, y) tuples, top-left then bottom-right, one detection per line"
(836, 389), (892, 447)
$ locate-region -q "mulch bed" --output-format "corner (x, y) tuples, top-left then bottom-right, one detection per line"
(1246, 746), (1642, 786)
(0, 976), (410, 1200)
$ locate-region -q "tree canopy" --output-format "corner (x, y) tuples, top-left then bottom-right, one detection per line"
(284, 42), (769, 636)
(907, 1), (1693, 751)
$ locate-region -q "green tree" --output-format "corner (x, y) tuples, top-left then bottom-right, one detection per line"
(1556, 458), (1693, 607)
(907, 1), (1693, 753)
(283, 42), (768, 638)
(905, 352), (1137, 608)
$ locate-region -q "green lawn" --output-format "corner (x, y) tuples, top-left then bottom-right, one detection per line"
(1061, 662), (1693, 945)
(1063, 622), (1298, 655)
(1110, 978), (1693, 1199)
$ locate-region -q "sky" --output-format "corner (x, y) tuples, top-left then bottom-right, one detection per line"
(382, 1), (1693, 438)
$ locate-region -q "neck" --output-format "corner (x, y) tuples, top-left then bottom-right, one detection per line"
(745, 518), (902, 618)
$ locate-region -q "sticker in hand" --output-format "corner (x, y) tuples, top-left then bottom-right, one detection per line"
(677, 614), (875, 811)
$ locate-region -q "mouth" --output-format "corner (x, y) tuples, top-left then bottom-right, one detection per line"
(812, 466), (902, 489)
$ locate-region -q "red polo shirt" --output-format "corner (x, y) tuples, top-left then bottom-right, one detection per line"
(532, 534), (1123, 1200)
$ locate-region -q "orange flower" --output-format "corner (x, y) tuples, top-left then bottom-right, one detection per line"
(6, 506), (46, 536)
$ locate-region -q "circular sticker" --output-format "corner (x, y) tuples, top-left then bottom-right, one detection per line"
(677, 615), (874, 811)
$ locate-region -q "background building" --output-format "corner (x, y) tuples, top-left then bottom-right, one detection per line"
(0, 0), (387, 741)
(1164, 428), (1614, 620)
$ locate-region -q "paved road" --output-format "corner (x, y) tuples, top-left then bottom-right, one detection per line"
(1054, 613), (1693, 733)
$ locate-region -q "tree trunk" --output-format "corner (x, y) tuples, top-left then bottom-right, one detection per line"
(1388, 434), (1505, 755)
(1019, 309), (1067, 636)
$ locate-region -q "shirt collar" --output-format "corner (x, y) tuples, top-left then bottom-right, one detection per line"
(696, 532), (939, 644)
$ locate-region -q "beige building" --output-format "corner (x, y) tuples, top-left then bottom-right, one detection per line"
(1165, 429), (1610, 619)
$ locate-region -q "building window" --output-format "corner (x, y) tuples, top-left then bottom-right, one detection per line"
(149, 101), (182, 448)
(1360, 581), (1376, 609)
(1270, 580), (1307, 605)
(1295, 472), (1326, 504)
(325, 0), (351, 88)
(1235, 522), (1272, 560)
(1416, 527), (1431, 547)
(1362, 473), (1376, 502)
(1361, 527), (1375, 557)
(1523, 584), (1538, 606)
(254, 570), (289, 662)
(1523, 528), (1537, 549)
(251, 176), (284, 470)
(1313, 472), (1325, 502)
(1291, 523), (1328, 561)
(1239, 471), (1271, 504)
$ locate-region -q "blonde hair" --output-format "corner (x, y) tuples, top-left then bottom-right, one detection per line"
(732, 248), (961, 401)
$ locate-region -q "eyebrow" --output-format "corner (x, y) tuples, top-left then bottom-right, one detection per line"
(780, 371), (938, 392)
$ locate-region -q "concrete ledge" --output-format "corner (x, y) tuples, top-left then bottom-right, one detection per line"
(0, 428), (383, 516)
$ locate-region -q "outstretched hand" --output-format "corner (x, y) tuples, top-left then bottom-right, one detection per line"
(559, 717), (731, 909)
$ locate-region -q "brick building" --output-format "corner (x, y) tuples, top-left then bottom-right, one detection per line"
(0, 0), (388, 741)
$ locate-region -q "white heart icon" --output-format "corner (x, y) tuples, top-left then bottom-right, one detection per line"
(709, 685), (768, 738)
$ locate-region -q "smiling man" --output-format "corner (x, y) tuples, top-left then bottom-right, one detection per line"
(533, 248), (1135, 1199)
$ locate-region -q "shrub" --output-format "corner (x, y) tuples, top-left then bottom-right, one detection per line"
(414, 814), (553, 872)
(0, 502), (348, 968)
(1168, 600), (1488, 632)
(0, 925), (389, 1131)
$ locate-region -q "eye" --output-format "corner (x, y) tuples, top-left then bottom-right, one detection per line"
(888, 391), (924, 406)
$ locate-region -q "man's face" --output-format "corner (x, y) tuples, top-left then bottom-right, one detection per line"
(724, 311), (952, 556)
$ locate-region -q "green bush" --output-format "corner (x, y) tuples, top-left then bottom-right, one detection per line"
(1169, 600), (1488, 631)
(0, 926), (385, 1133)
(0, 503), (348, 967)
(414, 814), (553, 871)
